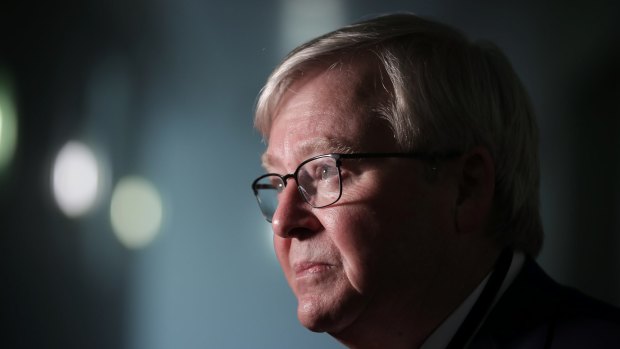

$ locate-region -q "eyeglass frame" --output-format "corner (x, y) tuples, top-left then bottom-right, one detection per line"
(251, 151), (461, 222)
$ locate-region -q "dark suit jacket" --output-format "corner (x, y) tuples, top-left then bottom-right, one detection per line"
(470, 257), (620, 348)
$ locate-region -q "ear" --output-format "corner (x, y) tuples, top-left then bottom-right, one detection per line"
(454, 146), (495, 235)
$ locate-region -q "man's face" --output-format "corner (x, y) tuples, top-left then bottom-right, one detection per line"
(262, 61), (457, 334)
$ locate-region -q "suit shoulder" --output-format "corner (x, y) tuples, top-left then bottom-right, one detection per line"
(472, 258), (620, 348)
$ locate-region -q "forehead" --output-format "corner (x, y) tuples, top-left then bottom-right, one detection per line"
(263, 58), (395, 169)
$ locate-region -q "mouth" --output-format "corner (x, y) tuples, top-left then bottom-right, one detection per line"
(293, 261), (334, 279)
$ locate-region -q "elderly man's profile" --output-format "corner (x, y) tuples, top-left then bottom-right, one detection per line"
(250, 13), (620, 348)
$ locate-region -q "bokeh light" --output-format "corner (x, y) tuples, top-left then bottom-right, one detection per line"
(0, 70), (18, 174)
(52, 141), (101, 217)
(110, 176), (163, 249)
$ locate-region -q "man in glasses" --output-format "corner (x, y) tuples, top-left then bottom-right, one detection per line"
(251, 13), (620, 348)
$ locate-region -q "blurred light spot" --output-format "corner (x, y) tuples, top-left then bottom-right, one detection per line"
(279, 0), (346, 55)
(0, 71), (18, 173)
(110, 176), (163, 249)
(52, 141), (100, 217)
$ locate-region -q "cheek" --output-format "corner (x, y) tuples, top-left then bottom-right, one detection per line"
(335, 186), (435, 282)
(323, 207), (383, 293)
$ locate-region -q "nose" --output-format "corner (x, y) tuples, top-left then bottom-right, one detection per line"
(271, 181), (322, 239)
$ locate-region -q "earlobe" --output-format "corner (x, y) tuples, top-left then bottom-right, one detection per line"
(454, 147), (495, 235)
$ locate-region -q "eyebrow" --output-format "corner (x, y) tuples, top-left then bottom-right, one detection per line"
(261, 137), (354, 171)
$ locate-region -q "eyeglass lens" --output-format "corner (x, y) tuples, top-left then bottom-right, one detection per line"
(253, 156), (342, 222)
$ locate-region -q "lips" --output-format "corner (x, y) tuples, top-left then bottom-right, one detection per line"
(293, 261), (334, 278)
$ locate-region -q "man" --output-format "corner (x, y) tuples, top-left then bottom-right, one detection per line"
(251, 13), (620, 348)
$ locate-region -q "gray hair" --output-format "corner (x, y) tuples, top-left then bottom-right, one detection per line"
(255, 13), (543, 256)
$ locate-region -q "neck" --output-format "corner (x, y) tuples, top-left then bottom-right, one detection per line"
(330, 243), (501, 349)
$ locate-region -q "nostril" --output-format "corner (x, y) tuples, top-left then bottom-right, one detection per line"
(281, 227), (315, 240)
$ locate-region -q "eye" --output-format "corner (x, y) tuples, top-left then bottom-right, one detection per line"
(298, 156), (338, 185)
(320, 165), (338, 180)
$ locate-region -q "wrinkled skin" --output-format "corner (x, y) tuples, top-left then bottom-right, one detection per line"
(262, 59), (462, 341)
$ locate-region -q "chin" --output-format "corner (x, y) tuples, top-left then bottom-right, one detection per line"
(297, 298), (333, 332)
(295, 293), (362, 334)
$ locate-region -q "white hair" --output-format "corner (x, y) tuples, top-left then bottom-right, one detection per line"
(255, 13), (543, 256)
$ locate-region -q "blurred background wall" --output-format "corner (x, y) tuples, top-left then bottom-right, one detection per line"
(1, 0), (619, 348)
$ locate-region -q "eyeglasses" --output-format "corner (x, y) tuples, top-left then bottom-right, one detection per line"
(251, 152), (460, 222)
